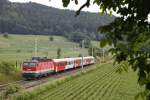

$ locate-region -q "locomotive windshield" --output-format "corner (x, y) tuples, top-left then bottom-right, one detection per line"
(23, 62), (37, 67)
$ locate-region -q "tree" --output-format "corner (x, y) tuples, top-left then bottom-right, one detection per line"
(0, 1), (114, 41)
(84, 38), (91, 48)
(78, 53), (82, 57)
(57, 48), (61, 58)
(60, 0), (150, 99)
(49, 36), (54, 41)
(3, 32), (8, 38)
(79, 38), (91, 48)
(0, 0), (8, 8)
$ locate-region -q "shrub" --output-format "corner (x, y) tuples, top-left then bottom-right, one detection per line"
(78, 54), (82, 57)
(57, 48), (61, 58)
(16, 50), (21, 53)
(3, 32), (9, 38)
(0, 62), (21, 82)
(0, 62), (15, 74)
(49, 36), (54, 41)
(4, 84), (22, 98)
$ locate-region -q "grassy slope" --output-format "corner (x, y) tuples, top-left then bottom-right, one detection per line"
(0, 34), (89, 83)
(12, 63), (143, 100)
(0, 34), (88, 63)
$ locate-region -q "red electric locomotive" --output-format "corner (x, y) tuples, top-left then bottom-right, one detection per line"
(22, 57), (54, 78)
(22, 56), (95, 79)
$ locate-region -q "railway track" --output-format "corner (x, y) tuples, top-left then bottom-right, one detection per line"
(0, 65), (95, 94)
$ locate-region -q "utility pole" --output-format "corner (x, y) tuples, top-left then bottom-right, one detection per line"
(92, 46), (93, 57)
(81, 40), (84, 69)
(102, 48), (105, 62)
(34, 36), (38, 57)
(148, 21), (150, 33)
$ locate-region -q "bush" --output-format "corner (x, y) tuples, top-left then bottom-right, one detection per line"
(57, 48), (61, 58)
(49, 36), (54, 41)
(0, 62), (15, 74)
(16, 50), (21, 53)
(4, 84), (22, 98)
(78, 54), (82, 57)
(0, 62), (21, 83)
(3, 32), (9, 38)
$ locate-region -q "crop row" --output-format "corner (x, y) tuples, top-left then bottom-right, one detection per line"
(11, 62), (143, 100)
(36, 64), (119, 100)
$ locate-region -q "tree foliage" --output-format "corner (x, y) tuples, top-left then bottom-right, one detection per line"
(0, 0), (8, 10)
(3, 32), (8, 38)
(0, 61), (19, 76)
(49, 36), (54, 42)
(61, 0), (150, 98)
(0, 1), (114, 42)
(57, 48), (62, 58)
(4, 84), (22, 98)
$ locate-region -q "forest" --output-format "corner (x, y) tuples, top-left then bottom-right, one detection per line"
(0, 0), (115, 42)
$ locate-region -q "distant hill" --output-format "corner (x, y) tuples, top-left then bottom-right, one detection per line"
(0, 0), (115, 41)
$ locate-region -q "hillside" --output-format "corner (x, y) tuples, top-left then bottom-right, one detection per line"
(0, 0), (115, 41)
(0, 34), (92, 83)
(0, 34), (88, 63)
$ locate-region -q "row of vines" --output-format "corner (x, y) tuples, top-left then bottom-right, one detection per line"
(11, 63), (143, 100)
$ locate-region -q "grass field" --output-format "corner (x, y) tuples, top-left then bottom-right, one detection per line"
(0, 34), (89, 83)
(0, 34), (88, 63)
(11, 63), (143, 100)
(0, 34), (144, 100)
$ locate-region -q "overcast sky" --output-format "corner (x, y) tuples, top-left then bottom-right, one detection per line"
(9, 0), (100, 12)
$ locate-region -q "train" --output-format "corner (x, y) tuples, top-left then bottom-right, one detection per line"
(22, 56), (95, 79)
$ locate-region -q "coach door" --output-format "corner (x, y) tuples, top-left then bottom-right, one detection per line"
(65, 59), (74, 69)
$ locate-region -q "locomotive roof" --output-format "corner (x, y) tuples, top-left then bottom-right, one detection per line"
(24, 57), (52, 62)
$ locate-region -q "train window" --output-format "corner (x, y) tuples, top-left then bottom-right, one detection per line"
(23, 62), (36, 67)
(23, 62), (29, 66)
(29, 63), (36, 67)
(59, 63), (62, 66)
(67, 61), (72, 65)
(61, 62), (65, 66)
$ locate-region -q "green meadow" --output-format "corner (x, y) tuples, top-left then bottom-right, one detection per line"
(0, 34), (144, 100)
(0, 34), (88, 63)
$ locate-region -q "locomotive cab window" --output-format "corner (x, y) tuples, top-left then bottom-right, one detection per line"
(23, 62), (37, 67)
